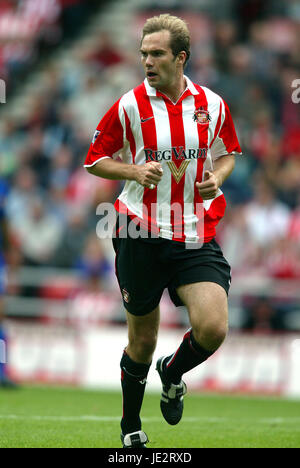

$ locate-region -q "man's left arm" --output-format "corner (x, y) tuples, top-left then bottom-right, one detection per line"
(196, 154), (235, 200)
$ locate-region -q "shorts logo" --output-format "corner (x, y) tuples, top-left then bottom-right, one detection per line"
(122, 288), (130, 303)
(92, 130), (101, 144)
(193, 107), (211, 124)
(167, 160), (190, 183)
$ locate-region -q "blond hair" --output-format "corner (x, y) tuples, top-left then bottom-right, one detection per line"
(141, 14), (191, 67)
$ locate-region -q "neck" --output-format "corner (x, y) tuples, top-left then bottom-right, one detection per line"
(159, 75), (186, 104)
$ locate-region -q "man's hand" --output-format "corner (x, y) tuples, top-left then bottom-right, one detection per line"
(135, 162), (163, 189)
(196, 154), (235, 199)
(196, 170), (220, 200)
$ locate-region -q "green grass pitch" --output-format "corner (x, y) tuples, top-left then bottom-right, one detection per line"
(0, 386), (299, 448)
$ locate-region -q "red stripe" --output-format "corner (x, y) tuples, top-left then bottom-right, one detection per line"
(183, 328), (192, 340)
(166, 329), (192, 368)
(166, 350), (179, 369)
(204, 194), (227, 240)
(134, 83), (158, 233)
(124, 108), (136, 164)
(164, 99), (186, 241)
(209, 101), (222, 149)
(218, 100), (242, 154)
(192, 85), (209, 243)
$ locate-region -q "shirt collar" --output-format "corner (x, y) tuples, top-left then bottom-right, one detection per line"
(144, 75), (199, 98)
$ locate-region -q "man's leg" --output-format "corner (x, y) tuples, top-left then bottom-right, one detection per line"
(163, 282), (228, 384)
(120, 306), (160, 436)
(156, 282), (227, 424)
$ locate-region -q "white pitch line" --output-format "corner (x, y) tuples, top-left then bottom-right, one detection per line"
(0, 415), (225, 423)
(259, 417), (300, 424)
(0, 415), (120, 422)
(0, 415), (300, 424)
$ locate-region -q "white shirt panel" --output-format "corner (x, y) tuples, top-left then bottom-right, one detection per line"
(149, 96), (172, 238)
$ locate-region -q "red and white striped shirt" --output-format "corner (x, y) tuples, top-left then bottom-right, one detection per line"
(84, 76), (242, 243)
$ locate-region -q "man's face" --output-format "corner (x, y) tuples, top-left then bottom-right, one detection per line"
(140, 30), (182, 92)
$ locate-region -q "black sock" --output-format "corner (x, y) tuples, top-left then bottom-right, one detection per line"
(120, 350), (151, 434)
(164, 328), (214, 384)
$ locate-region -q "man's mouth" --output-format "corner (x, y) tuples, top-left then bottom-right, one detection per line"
(147, 72), (158, 78)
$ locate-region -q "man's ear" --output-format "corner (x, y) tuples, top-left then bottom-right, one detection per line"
(177, 51), (187, 66)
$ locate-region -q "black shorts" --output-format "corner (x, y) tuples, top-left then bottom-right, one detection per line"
(112, 215), (231, 316)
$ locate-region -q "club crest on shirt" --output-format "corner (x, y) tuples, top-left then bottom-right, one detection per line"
(193, 107), (211, 124)
(92, 130), (101, 144)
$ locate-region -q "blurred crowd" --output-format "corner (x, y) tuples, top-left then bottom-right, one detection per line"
(0, 0), (99, 94)
(0, 0), (300, 330)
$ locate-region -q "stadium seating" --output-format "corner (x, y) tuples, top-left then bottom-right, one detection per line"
(1, 0), (300, 332)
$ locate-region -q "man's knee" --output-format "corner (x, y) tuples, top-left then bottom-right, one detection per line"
(126, 307), (160, 363)
(191, 314), (228, 351)
(128, 331), (158, 362)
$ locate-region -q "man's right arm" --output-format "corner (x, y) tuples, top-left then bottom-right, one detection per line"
(86, 158), (163, 189)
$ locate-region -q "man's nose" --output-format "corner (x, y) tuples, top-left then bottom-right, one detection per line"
(145, 55), (154, 67)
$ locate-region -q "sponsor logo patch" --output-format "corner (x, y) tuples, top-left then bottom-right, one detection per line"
(144, 146), (207, 162)
(167, 160), (190, 184)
